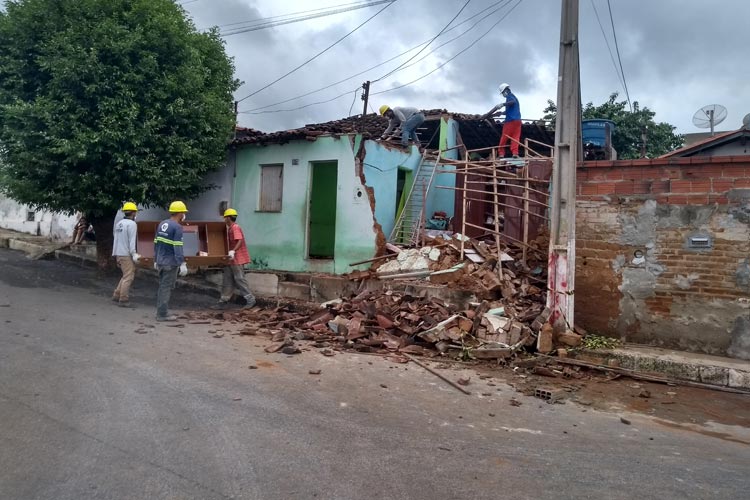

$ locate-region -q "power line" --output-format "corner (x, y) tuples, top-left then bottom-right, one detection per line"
(214, 1), (377, 30)
(372, 0), (524, 96)
(235, 0), (397, 103)
(374, 0), (513, 81)
(348, 88), (360, 116)
(589, 0), (626, 95)
(605, 0), (632, 111)
(239, 87), (359, 115)
(241, 0), (510, 113)
(371, 0), (472, 83)
(219, 1), (395, 37)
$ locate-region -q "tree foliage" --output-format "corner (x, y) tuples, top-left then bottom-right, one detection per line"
(543, 93), (684, 159)
(0, 0), (239, 266)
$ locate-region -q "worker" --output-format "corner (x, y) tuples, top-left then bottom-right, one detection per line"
(217, 208), (256, 309)
(111, 202), (141, 307)
(153, 201), (189, 322)
(379, 105), (425, 148)
(483, 83), (522, 158)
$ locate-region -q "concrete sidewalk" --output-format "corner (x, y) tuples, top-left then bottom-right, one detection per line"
(575, 346), (750, 391)
(2, 227), (749, 391)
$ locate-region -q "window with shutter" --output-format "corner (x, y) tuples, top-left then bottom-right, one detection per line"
(259, 164), (283, 212)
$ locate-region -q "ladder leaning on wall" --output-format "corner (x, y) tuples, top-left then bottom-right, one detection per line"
(389, 150), (442, 246)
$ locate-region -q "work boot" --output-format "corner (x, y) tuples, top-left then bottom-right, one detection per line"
(117, 301), (135, 308)
(211, 300), (230, 310)
(111, 295), (119, 302)
(156, 314), (178, 322)
(243, 295), (256, 309)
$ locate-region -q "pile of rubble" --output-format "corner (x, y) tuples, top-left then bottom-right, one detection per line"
(213, 233), (556, 360)
(349, 233), (548, 301)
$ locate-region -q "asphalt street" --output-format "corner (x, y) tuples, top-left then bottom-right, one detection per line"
(0, 248), (748, 500)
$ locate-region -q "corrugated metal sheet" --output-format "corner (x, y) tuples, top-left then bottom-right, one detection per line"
(259, 164), (283, 212)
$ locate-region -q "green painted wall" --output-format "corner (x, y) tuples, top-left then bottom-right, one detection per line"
(233, 136), (379, 274)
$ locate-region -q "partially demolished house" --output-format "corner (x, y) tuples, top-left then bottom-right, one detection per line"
(229, 111), (554, 274)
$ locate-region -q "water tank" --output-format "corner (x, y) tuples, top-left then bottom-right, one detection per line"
(582, 119), (616, 160)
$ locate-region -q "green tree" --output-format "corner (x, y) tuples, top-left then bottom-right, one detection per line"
(542, 93), (684, 159)
(0, 0), (239, 268)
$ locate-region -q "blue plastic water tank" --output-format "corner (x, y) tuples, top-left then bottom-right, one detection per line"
(582, 119), (615, 147)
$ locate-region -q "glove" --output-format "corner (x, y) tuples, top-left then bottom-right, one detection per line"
(228, 250), (236, 259)
(132, 253), (141, 263)
(179, 263), (188, 277)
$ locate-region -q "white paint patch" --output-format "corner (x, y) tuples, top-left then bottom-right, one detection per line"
(339, 402), (348, 408)
(500, 426), (542, 435)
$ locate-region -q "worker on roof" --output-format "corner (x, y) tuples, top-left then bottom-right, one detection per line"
(111, 202), (141, 308)
(153, 201), (189, 322)
(379, 105), (425, 148)
(482, 83), (522, 158)
(217, 208), (256, 309)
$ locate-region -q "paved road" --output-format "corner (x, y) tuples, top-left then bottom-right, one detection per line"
(0, 248), (748, 500)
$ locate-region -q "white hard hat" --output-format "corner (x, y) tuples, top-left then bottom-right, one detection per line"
(498, 83), (510, 93)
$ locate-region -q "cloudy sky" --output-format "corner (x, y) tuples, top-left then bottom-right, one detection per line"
(181, 0), (749, 135)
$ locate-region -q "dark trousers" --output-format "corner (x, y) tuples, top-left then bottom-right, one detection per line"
(156, 265), (178, 318)
(221, 265), (255, 302)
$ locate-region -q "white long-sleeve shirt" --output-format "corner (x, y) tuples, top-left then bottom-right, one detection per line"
(112, 218), (137, 257)
(382, 107), (420, 136)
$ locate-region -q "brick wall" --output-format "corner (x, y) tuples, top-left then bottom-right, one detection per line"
(576, 156), (750, 360)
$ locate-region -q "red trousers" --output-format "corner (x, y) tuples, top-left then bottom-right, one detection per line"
(498, 119), (521, 157)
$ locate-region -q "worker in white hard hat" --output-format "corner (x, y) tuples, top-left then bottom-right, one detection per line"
(482, 83), (522, 158)
(379, 104), (425, 148)
(111, 202), (141, 307)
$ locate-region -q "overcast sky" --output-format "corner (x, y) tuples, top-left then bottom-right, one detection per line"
(2, 0), (747, 134)
(183, 0), (749, 135)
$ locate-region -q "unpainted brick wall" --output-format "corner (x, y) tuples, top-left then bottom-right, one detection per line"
(576, 156), (750, 360)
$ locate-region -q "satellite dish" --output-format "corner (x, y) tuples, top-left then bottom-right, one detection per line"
(742, 113), (750, 129)
(692, 104), (727, 135)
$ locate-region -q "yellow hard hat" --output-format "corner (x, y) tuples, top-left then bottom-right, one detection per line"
(379, 105), (390, 116)
(168, 200), (188, 213)
(121, 202), (138, 212)
(223, 208), (238, 217)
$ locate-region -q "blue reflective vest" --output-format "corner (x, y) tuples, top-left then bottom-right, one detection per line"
(154, 219), (184, 266)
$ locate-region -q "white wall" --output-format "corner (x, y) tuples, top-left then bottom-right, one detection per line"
(0, 196), (77, 240)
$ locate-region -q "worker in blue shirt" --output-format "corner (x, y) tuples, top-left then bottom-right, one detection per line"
(483, 83), (522, 158)
(153, 201), (189, 321)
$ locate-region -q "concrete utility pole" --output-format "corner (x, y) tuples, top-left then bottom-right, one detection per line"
(546, 0), (581, 337)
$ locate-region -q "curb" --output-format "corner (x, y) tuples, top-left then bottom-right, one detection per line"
(574, 348), (750, 391)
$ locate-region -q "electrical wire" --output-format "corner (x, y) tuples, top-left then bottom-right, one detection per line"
(372, 0), (524, 96)
(239, 87), (360, 115)
(219, 1), (395, 37)
(240, 0), (510, 113)
(589, 0), (626, 96)
(375, 0), (513, 80)
(606, 0), (632, 111)
(371, 0), (472, 83)
(348, 88), (360, 116)
(235, 0), (397, 103)
(214, 1), (378, 30)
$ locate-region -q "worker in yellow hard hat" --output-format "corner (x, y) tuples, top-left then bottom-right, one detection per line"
(153, 200), (189, 321)
(111, 202), (140, 307)
(379, 104), (425, 148)
(217, 208), (256, 309)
